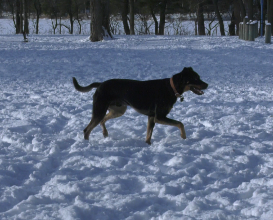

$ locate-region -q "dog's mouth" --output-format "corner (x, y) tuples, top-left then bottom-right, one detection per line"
(190, 86), (204, 95)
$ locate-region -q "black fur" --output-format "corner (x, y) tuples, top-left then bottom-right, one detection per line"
(73, 67), (208, 144)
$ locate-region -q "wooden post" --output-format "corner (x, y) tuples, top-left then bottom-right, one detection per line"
(265, 23), (272, 43)
(254, 21), (259, 38)
(243, 16), (249, 40)
(239, 22), (243, 39)
(249, 22), (255, 41)
(245, 22), (250, 40)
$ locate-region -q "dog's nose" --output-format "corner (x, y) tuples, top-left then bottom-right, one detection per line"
(201, 81), (208, 89)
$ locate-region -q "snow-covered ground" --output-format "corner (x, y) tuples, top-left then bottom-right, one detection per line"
(0, 33), (273, 220)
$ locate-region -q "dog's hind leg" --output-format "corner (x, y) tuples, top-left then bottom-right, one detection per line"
(83, 97), (109, 140)
(100, 105), (127, 137)
(145, 116), (155, 145)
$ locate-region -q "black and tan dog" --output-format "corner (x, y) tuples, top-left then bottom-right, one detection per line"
(73, 67), (208, 144)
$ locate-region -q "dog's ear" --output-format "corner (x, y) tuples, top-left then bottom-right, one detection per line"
(182, 67), (193, 73)
(177, 70), (188, 85)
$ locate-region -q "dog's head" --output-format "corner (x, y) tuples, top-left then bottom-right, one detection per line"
(174, 67), (208, 95)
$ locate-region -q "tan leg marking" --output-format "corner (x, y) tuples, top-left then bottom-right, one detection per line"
(100, 105), (127, 137)
(145, 116), (155, 145)
(154, 117), (186, 139)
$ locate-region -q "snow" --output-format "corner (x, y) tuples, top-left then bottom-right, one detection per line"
(0, 32), (273, 220)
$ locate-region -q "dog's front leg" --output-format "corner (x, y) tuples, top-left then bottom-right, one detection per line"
(154, 117), (186, 139)
(145, 116), (155, 145)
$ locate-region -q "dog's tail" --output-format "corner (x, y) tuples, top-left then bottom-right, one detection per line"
(72, 77), (101, 93)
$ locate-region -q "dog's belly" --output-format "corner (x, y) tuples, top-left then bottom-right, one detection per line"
(132, 107), (155, 117)
(110, 99), (156, 117)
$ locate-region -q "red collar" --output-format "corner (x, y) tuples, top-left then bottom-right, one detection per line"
(170, 77), (182, 98)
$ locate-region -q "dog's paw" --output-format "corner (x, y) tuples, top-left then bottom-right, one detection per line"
(145, 140), (152, 145)
(83, 130), (89, 140)
(181, 133), (186, 139)
(103, 130), (108, 138)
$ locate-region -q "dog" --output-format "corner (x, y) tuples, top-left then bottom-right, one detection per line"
(73, 67), (208, 144)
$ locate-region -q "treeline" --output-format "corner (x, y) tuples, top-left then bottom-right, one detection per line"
(0, 0), (272, 37)
(0, 0), (89, 34)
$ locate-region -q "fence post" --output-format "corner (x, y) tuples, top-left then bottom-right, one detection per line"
(253, 21), (258, 38)
(243, 17), (249, 40)
(249, 22), (255, 41)
(239, 22), (243, 39)
(265, 23), (271, 43)
(245, 22), (250, 40)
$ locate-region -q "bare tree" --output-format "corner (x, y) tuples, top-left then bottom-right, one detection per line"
(248, 0), (253, 20)
(234, 0), (241, 35)
(268, 0), (273, 34)
(64, 0), (75, 34)
(213, 0), (225, 35)
(143, 0), (168, 35)
(74, 0), (86, 34)
(0, 0), (3, 17)
(23, 0), (28, 41)
(237, 0), (246, 19)
(197, 1), (205, 35)
(34, 0), (41, 34)
(149, 1), (159, 35)
(9, 0), (28, 35)
(129, 0), (135, 34)
(121, 0), (130, 35)
(158, 0), (168, 35)
(23, 0), (28, 34)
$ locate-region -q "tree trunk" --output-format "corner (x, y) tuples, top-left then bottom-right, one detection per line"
(59, 16), (61, 34)
(23, 0), (28, 41)
(34, 0), (41, 34)
(22, 0), (28, 34)
(158, 0), (168, 35)
(268, 0), (273, 34)
(197, 2), (205, 35)
(101, 0), (112, 37)
(25, 0), (29, 34)
(259, 2), (266, 35)
(229, 11), (236, 35)
(213, 0), (225, 36)
(75, 5), (82, 35)
(36, 14), (39, 34)
(90, 0), (112, 42)
(90, 0), (103, 41)
(19, 0), (24, 33)
(69, 12), (74, 34)
(129, 0), (134, 35)
(16, 0), (20, 33)
(121, 0), (130, 35)
(248, 0), (253, 20)
(234, 0), (241, 35)
(149, 2), (158, 35)
(10, 2), (16, 31)
(238, 0), (246, 20)
(150, 8), (158, 35)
